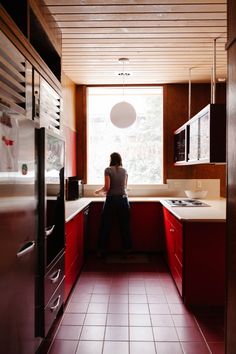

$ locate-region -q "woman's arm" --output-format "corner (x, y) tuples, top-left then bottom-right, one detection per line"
(95, 175), (110, 195)
(125, 174), (128, 188)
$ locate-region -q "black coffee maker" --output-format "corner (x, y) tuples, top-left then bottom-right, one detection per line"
(66, 177), (83, 200)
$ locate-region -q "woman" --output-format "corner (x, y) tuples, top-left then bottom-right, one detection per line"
(95, 152), (132, 257)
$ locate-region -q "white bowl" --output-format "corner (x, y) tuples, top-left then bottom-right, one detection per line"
(185, 190), (208, 199)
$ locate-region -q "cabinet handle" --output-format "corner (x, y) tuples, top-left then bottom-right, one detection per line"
(50, 295), (61, 312)
(46, 225), (55, 236)
(16, 241), (35, 258)
(49, 269), (61, 284)
(170, 228), (175, 232)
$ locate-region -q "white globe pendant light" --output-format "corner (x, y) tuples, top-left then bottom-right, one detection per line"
(110, 101), (136, 128)
(110, 58), (136, 128)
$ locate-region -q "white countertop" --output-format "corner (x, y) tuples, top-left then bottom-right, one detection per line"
(161, 198), (226, 222)
(65, 197), (226, 223)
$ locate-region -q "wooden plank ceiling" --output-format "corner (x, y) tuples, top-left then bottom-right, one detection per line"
(44, 0), (227, 85)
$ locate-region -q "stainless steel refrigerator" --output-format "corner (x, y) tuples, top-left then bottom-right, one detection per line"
(0, 117), (38, 353)
(0, 29), (39, 353)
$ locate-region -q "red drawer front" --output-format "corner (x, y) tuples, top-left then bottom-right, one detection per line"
(65, 231), (83, 271)
(163, 208), (182, 231)
(65, 217), (77, 236)
(65, 256), (82, 301)
(163, 217), (175, 270)
(173, 256), (183, 295)
(172, 265), (183, 296)
(65, 214), (84, 274)
(174, 230), (183, 265)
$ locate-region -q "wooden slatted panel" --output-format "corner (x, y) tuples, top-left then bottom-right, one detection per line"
(43, 0), (227, 85)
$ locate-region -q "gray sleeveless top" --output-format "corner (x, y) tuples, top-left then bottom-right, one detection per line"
(105, 166), (128, 196)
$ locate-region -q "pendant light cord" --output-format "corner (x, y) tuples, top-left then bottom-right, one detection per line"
(119, 57), (129, 101)
(122, 60), (125, 99)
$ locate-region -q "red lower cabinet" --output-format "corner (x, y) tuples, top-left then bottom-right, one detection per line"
(184, 221), (226, 307)
(130, 202), (164, 252)
(65, 211), (84, 301)
(163, 208), (183, 295)
(87, 202), (164, 252)
(163, 207), (226, 307)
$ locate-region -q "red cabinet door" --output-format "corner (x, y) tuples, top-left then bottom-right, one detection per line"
(184, 222), (226, 306)
(130, 202), (164, 252)
(163, 207), (183, 295)
(87, 201), (164, 252)
(163, 213), (175, 272)
(163, 206), (226, 306)
(65, 211), (84, 301)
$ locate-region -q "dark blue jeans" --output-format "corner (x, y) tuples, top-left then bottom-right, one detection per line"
(98, 195), (132, 252)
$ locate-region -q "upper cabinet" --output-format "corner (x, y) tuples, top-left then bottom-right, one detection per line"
(39, 76), (62, 133)
(174, 104), (226, 165)
(1, 1), (63, 134)
(29, 8), (61, 82)
(0, 30), (32, 119)
(0, 0), (28, 38)
(0, 0), (62, 84)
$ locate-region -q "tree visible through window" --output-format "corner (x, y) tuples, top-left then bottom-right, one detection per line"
(87, 87), (163, 184)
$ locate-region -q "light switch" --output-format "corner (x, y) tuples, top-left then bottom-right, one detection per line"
(196, 180), (202, 189)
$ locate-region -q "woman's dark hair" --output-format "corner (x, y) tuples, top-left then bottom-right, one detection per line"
(110, 152), (122, 167)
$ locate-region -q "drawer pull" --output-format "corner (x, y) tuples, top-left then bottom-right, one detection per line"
(50, 295), (61, 312)
(46, 225), (55, 236)
(170, 228), (175, 232)
(49, 269), (61, 284)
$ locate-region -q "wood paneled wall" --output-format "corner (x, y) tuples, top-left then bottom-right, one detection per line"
(75, 85), (87, 181)
(164, 83), (226, 197)
(75, 83), (226, 196)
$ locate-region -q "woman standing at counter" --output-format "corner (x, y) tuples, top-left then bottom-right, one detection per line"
(95, 152), (132, 257)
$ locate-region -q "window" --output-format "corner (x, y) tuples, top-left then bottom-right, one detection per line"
(87, 86), (163, 184)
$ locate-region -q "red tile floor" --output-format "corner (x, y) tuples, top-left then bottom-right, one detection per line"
(47, 254), (225, 354)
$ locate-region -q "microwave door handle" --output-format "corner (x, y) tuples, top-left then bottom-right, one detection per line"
(16, 241), (35, 258)
(46, 225), (55, 237)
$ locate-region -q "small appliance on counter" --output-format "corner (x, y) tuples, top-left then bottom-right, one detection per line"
(66, 177), (84, 200)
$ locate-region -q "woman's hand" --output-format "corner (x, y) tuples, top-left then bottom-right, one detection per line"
(94, 188), (106, 196)
(94, 176), (110, 196)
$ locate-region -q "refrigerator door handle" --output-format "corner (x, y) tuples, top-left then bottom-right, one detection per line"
(45, 225), (55, 237)
(17, 241), (35, 258)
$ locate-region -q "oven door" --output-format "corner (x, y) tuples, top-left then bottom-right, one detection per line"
(45, 129), (65, 268)
(46, 196), (64, 268)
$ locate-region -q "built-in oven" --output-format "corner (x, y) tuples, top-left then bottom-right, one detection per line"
(46, 197), (64, 267)
(37, 128), (65, 269)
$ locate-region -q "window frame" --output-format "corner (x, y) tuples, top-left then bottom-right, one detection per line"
(85, 85), (165, 186)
